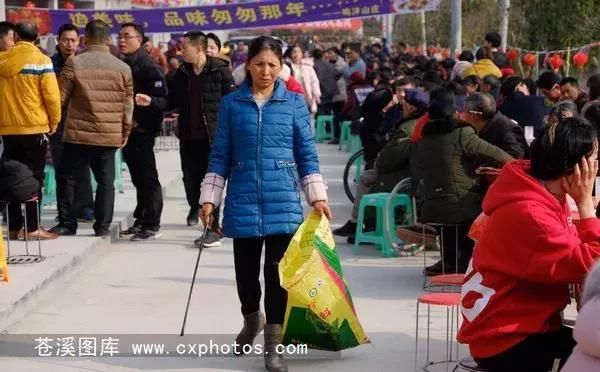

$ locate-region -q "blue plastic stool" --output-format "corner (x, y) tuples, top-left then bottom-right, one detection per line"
(315, 115), (334, 143)
(354, 193), (414, 257)
(339, 121), (352, 151)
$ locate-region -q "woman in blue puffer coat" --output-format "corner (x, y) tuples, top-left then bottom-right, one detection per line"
(199, 36), (331, 372)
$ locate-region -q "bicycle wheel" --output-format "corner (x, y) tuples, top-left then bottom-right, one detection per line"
(343, 148), (364, 203)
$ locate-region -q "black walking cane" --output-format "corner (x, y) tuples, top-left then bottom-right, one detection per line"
(180, 223), (210, 336)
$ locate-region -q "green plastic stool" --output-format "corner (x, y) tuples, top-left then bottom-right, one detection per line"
(114, 149), (124, 193)
(315, 115), (334, 143)
(42, 165), (57, 206)
(354, 153), (363, 181)
(91, 149), (125, 193)
(339, 121), (352, 151)
(353, 193), (414, 257)
(349, 134), (362, 153)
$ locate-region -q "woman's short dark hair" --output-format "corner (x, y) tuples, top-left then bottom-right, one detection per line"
(245, 36), (283, 85)
(530, 116), (597, 180)
(423, 87), (457, 135)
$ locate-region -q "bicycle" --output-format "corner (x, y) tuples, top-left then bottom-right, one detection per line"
(343, 148), (364, 203)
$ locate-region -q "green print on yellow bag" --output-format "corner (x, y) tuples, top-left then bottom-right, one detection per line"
(278, 211), (369, 351)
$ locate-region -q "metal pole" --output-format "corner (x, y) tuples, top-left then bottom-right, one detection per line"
(499, 0), (510, 52)
(450, 0), (462, 57)
(53, 0), (58, 9)
(0, 0), (5, 22)
(420, 10), (427, 56)
(385, 14), (394, 45)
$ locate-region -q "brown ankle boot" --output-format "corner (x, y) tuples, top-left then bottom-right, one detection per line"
(234, 311), (265, 355)
(264, 324), (288, 372)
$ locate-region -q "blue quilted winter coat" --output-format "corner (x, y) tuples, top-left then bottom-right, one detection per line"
(207, 79), (321, 238)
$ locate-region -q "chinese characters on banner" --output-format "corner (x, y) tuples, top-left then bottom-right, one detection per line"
(30, 0), (440, 35)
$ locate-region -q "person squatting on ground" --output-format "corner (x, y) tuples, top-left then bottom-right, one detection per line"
(50, 20), (133, 237)
(198, 36), (331, 372)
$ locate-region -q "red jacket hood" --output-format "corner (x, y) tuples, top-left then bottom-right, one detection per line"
(483, 160), (563, 216)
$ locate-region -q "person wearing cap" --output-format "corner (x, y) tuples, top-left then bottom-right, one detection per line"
(418, 87), (512, 275)
(537, 71), (563, 108)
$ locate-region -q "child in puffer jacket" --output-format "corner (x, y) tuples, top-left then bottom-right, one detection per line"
(563, 262), (600, 371)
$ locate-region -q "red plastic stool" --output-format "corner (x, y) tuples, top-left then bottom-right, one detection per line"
(415, 292), (462, 372)
(427, 274), (465, 293)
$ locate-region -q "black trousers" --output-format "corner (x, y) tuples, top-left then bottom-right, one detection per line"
(318, 101), (345, 140)
(180, 139), (221, 227)
(476, 326), (575, 372)
(233, 234), (293, 325)
(2, 135), (46, 232)
(57, 143), (116, 233)
(50, 132), (94, 217)
(122, 131), (163, 231)
(437, 220), (475, 273)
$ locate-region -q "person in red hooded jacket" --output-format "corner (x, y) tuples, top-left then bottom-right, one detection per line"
(458, 116), (600, 372)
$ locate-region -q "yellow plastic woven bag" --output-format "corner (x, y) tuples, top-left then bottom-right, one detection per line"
(279, 211), (369, 351)
(0, 225), (9, 282)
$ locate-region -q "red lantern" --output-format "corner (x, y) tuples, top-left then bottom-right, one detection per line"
(549, 54), (564, 70)
(573, 52), (589, 68)
(64, 1), (74, 9)
(522, 53), (536, 67)
(24, 1), (35, 8)
(506, 49), (519, 61)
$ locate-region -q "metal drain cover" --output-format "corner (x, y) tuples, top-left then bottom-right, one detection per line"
(8, 255), (45, 264)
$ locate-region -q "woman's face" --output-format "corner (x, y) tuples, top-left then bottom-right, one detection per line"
(291, 46), (303, 63)
(247, 50), (282, 90)
(206, 38), (220, 57)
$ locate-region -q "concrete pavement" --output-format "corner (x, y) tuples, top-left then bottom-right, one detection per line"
(1, 143), (466, 372)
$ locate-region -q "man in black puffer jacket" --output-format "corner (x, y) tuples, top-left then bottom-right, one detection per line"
(135, 30), (235, 247)
(118, 23), (168, 241)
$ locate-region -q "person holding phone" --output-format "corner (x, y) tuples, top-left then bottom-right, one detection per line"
(458, 116), (600, 372)
(198, 36), (330, 372)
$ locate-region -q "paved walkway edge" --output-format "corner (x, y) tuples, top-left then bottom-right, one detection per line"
(0, 169), (182, 332)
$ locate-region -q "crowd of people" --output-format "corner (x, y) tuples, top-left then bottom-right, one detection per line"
(1, 17), (599, 372)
